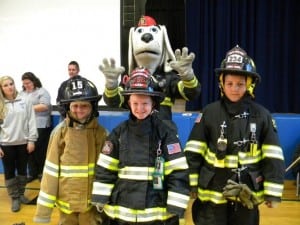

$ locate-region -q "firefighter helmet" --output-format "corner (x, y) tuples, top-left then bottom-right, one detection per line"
(121, 67), (165, 108)
(137, 15), (157, 27)
(60, 77), (101, 117)
(215, 45), (261, 97)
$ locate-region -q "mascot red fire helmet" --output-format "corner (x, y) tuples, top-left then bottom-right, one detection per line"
(137, 15), (157, 27)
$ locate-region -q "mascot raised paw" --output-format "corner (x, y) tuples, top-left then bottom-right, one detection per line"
(101, 15), (201, 124)
(170, 47), (196, 81)
(99, 58), (125, 90)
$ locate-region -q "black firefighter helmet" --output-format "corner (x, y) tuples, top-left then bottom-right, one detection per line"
(215, 45), (261, 98)
(121, 67), (165, 110)
(59, 77), (102, 118)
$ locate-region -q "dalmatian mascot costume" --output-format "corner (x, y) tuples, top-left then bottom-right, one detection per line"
(100, 15), (201, 129)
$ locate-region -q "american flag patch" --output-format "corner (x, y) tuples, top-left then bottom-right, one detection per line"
(167, 143), (181, 155)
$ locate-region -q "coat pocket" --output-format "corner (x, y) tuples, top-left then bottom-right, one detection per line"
(248, 170), (264, 191)
(199, 166), (215, 188)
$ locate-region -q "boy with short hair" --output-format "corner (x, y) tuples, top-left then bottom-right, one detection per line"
(34, 77), (107, 225)
(92, 67), (190, 225)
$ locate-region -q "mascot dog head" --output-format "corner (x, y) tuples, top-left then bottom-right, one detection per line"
(128, 16), (175, 75)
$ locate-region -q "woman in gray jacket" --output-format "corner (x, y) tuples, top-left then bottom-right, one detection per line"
(0, 76), (38, 212)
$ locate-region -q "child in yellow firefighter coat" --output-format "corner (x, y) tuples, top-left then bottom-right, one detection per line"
(33, 77), (107, 225)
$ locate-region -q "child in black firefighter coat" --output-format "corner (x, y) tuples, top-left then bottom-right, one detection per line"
(92, 67), (190, 225)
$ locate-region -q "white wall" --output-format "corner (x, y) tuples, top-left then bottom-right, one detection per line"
(0, 0), (121, 105)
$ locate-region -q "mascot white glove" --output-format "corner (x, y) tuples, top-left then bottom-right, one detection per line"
(170, 47), (195, 81)
(99, 58), (125, 90)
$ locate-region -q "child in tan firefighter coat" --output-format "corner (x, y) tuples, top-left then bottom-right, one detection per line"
(33, 77), (107, 225)
(91, 67), (190, 225)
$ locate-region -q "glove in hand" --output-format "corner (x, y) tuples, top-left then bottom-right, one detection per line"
(170, 47), (195, 81)
(223, 179), (259, 209)
(99, 58), (125, 89)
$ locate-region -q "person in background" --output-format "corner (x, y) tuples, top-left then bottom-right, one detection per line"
(34, 77), (107, 225)
(92, 67), (190, 225)
(0, 76), (38, 212)
(184, 45), (285, 225)
(20, 72), (52, 183)
(56, 60), (81, 118)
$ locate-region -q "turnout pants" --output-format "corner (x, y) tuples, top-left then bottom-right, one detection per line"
(192, 199), (259, 225)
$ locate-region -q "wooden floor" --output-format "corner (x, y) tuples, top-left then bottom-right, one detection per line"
(0, 176), (299, 225)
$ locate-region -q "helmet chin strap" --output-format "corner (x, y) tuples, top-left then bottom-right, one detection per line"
(67, 112), (93, 128)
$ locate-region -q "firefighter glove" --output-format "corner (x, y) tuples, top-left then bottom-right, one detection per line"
(169, 47), (195, 81)
(223, 179), (259, 209)
(99, 58), (125, 89)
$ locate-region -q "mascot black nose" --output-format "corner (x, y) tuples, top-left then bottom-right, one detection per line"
(141, 33), (153, 43)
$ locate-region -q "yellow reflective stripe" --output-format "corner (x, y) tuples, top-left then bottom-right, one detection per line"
(198, 188), (264, 204)
(182, 76), (199, 88)
(213, 158), (226, 168)
(160, 97), (173, 107)
(238, 151), (262, 164)
(88, 163), (96, 174)
(92, 182), (114, 196)
(262, 144), (284, 160)
(164, 157), (188, 175)
(104, 87), (119, 97)
(37, 191), (56, 208)
(118, 167), (154, 180)
(56, 199), (92, 214)
(264, 182), (284, 197)
(60, 164), (94, 177)
(56, 199), (72, 214)
(205, 149), (238, 168)
(104, 205), (172, 222)
(177, 77), (199, 100)
(189, 173), (198, 186)
(252, 190), (264, 203)
(226, 190), (264, 204)
(177, 81), (189, 100)
(167, 191), (190, 209)
(184, 140), (207, 155)
(198, 188), (227, 204)
(44, 160), (59, 177)
(197, 188), (265, 205)
(97, 153), (119, 171)
(104, 87), (124, 107)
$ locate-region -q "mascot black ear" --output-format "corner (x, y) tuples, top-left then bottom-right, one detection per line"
(128, 27), (137, 74)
